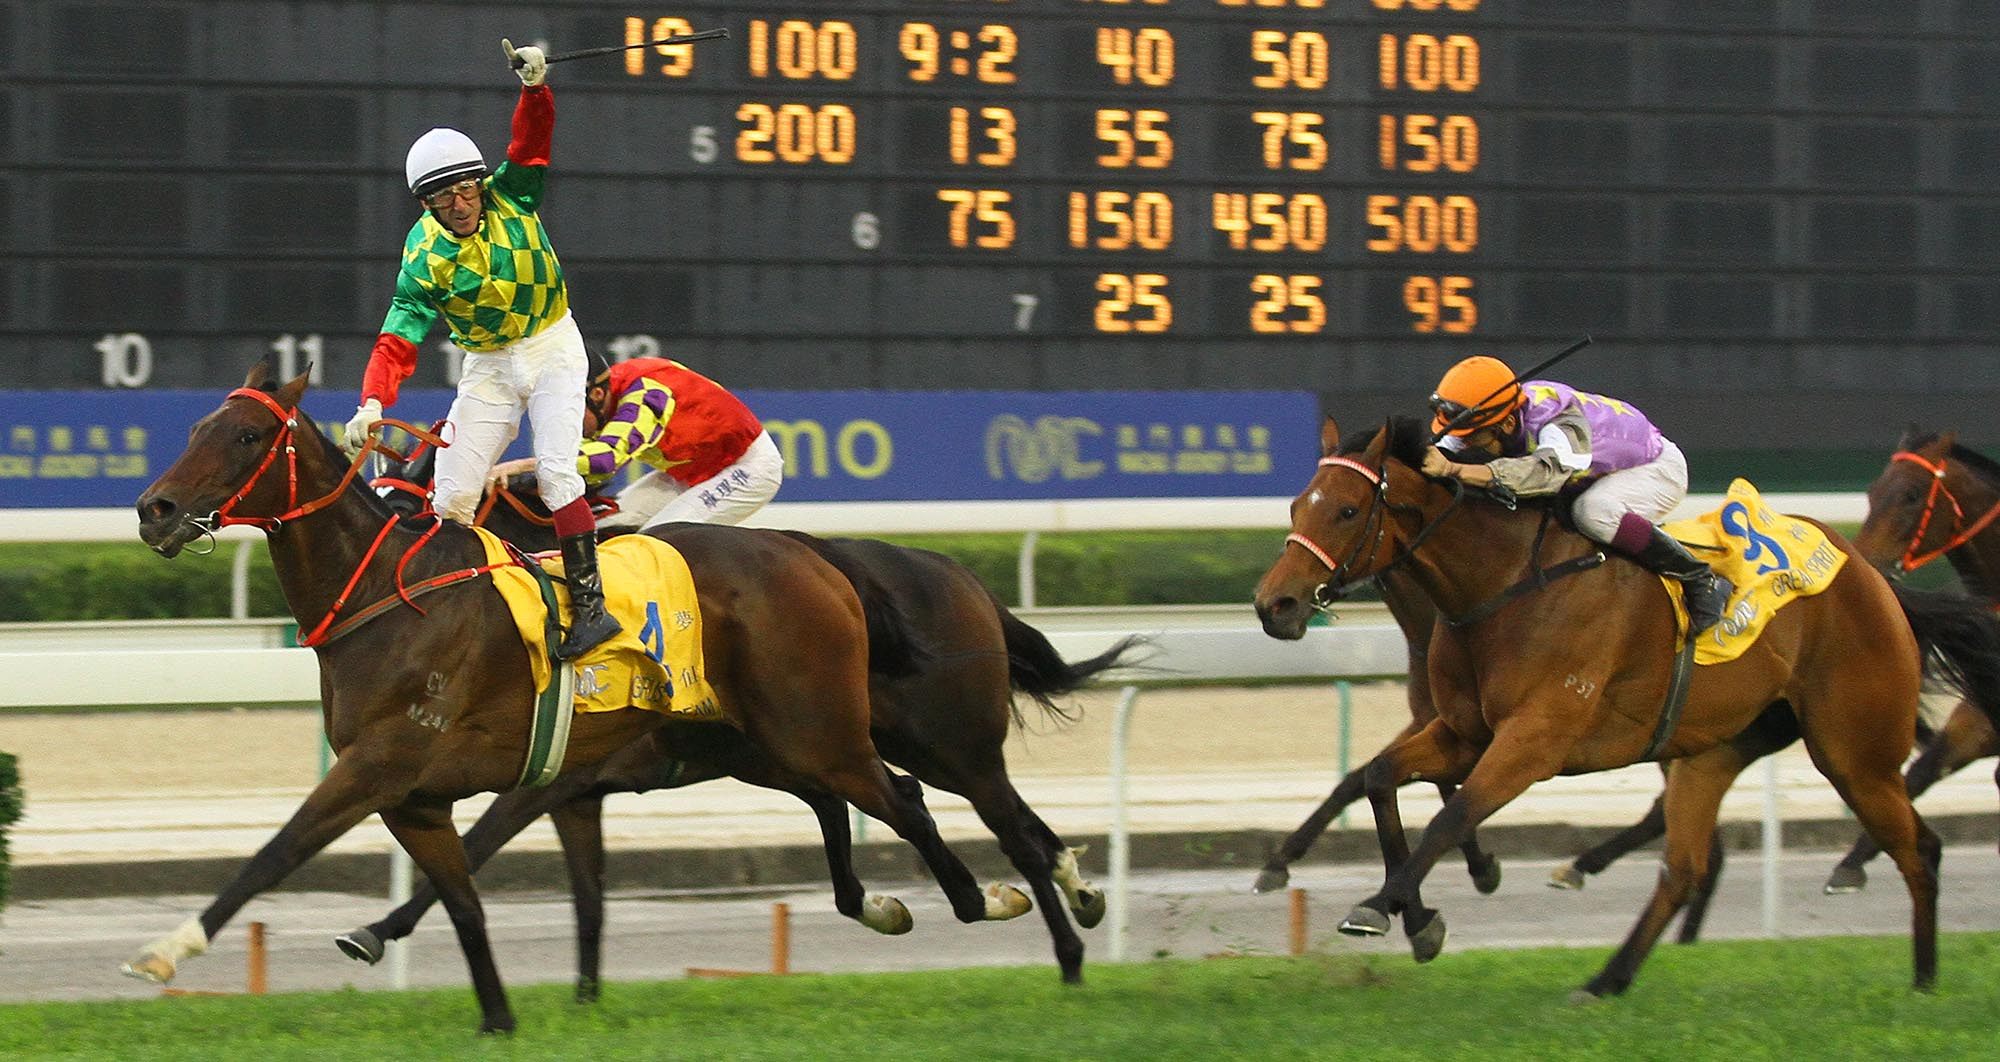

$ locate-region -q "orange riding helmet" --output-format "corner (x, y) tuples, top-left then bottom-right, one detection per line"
(1430, 355), (1524, 436)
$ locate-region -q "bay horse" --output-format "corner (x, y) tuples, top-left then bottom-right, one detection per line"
(1556, 426), (2000, 901)
(1253, 415), (2000, 998)
(128, 363), (1019, 1032)
(342, 458), (1138, 989)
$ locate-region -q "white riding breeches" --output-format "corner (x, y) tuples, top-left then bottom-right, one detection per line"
(597, 431), (785, 530)
(431, 313), (589, 524)
(1571, 439), (1690, 543)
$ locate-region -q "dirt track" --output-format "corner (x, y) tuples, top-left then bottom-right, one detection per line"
(0, 682), (1419, 799)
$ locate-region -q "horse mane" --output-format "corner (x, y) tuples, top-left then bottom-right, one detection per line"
(1337, 415), (1434, 470)
(1949, 442), (2000, 492)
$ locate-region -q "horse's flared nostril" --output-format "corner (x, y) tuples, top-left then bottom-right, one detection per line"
(137, 496), (178, 525)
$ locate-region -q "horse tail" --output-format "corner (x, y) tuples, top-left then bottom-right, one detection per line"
(1890, 582), (2000, 733)
(988, 585), (1149, 727)
(777, 531), (930, 679)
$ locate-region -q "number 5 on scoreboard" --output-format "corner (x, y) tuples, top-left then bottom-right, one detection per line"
(1403, 275), (1477, 334)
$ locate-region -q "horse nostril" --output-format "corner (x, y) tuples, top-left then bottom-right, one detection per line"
(138, 497), (178, 524)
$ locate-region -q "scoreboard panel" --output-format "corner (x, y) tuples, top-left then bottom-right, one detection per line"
(3, 0), (1996, 446)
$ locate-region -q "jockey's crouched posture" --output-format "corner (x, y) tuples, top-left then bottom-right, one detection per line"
(1420, 355), (1736, 635)
(342, 39), (619, 660)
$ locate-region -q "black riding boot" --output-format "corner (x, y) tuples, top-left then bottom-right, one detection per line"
(1630, 525), (1736, 636)
(556, 533), (623, 660)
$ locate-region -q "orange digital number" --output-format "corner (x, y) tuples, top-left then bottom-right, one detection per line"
(1378, 34), (1481, 92)
(1250, 274), (1327, 334)
(1377, 114), (1479, 173)
(950, 107), (1018, 166)
(1095, 273), (1173, 333)
(623, 17), (695, 78)
(745, 19), (858, 81)
(937, 189), (1017, 249)
(1366, 195), (1478, 253)
(1251, 31), (1329, 90)
(1096, 109), (1175, 169)
(1097, 26), (1175, 87)
(1212, 193), (1327, 253)
(1068, 191), (1175, 251)
(1371, 0), (1481, 11)
(1218, 0), (1328, 8)
(736, 103), (857, 165)
(1251, 112), (1327, 171)
(1403, 275), (1478, 333)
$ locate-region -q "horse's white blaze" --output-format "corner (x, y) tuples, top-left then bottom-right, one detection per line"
(123, 916), (207, 982)
(982, 882), (1033, 920)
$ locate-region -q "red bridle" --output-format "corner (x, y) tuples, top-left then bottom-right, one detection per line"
(1284, 456), (1383, 579)
(1887, 449), (2000, 573)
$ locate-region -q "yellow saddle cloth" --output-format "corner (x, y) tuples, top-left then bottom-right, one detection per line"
(1662, 478), (1847, 665)
(473, 527), (722, 720)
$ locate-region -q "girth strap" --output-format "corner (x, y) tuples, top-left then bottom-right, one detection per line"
(1642, 628), (1700, 761)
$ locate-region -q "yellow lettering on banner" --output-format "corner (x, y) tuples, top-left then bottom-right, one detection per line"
(1173, 451), (1228, 474)
(49, 427), (74, 452)
(1118, 452), (1170, 474)
(764, 419), (830, 477)
(87, 426), (112, 450)
(0, 456), (32, 478)
(835, 420), (893, 479)
(124, 427), (148, 451)
(9, 426), (33, 450)
(104, 455), (150, 478)
(37, 454), (99, 477)
(1231, 452), (1273, 474)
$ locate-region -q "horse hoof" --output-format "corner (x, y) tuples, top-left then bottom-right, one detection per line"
(1471, 859), (1502, 895)
(1568, 988), (1608, 1007)
(334, 928), (385, 965)
(860, 895), (915, 935)
(120, 953), (176, 984)
(984, 882), (1033, 921)
(1252, 866), (1291, 894)
(1407, 911), (1447, 963)
(1338, 906), (1391, 938)
(1548, 864), (1586, 891)
(1823, 866), (1867, 895)
(1072, 887), (1107, 930)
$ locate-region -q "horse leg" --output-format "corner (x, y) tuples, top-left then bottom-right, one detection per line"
(825, 758), (1011, 926)
(1021, 801), (1107, 930)
(1439, 783), (1503, 895)
(1674, 830), (1727, 945)
(800, 785), (914, 936)
(959, 774), (1085, 983)
(378, 798), (516, 1034)
(1801, 729), (1941, 991)
(1827, 702), (1987, 894)
(549, 795), (608, 1003)
(1578, 745), (1744, 999)
(1552, 791), (1666, 891)
(337, 771), (597, 965)
(1254, 767), (1367, 894)
(124, 755), (393, 986)
(1341, 720), (1482, 961)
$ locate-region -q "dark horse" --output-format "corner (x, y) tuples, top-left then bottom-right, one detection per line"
(338, 460), (1140, 989)
(1254, 416), (2000, 998)
(128, 364), (1019, 1032)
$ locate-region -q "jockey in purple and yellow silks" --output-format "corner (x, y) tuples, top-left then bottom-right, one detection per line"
(339, 38), (619, 661)
(1421, 355), (1735, 635)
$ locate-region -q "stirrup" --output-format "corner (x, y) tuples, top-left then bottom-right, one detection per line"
(556, 610), (621, 660)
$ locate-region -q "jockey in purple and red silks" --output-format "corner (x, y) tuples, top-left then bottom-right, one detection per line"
(1419, 355), (1735, 635)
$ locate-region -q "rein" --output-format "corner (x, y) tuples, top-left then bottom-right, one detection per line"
(1284, 453), (1464, 609)
(208, 389), (514, 647)
(1890, 450), (2000, 573)
(1444, 508), (1607, 628)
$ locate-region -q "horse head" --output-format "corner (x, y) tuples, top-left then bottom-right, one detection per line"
(1853, 426), (1962, 575)
(1254, 415), (1441, 640)
(135, 359), (326, 557)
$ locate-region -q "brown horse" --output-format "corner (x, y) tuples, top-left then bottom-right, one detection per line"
(1250, 570), (1502, 897)
(1254, 415), (2000, 998)
(128, 364), (1018, 1032)
(336, 466), (1139, 989)
(1823, 427), (2000, 892)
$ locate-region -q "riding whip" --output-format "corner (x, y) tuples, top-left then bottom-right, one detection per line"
(1431, 334), (1593, 441)
(512, 27), (729, 68)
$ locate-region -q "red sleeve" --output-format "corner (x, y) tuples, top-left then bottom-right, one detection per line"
(361, 333), (420, 408)
(508, 85), (554, 166)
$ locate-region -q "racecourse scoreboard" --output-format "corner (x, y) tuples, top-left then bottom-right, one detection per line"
(2, 0), (1995, 400)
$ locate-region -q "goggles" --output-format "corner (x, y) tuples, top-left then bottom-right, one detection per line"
(417, 178), (483, 209)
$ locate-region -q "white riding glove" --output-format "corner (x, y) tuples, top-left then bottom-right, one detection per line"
(343, 399), (383, 458)
(502, 38), (547, 87)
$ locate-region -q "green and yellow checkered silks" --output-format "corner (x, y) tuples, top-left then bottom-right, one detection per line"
(378, 161), (569, 353)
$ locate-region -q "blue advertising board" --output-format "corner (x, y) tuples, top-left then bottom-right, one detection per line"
(0, 389), (1323, 508)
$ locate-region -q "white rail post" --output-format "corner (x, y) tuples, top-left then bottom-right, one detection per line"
(388, 847), (413, 989)
(230, 541), (254, 619)
(1107, 684), (1140, 963)
(1017, 530), (1040, 608)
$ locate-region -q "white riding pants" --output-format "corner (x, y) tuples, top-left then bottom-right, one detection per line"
(597, 432), (785, 530)
(432, 314), (589, 524)
(1571, 439), (1690, 543)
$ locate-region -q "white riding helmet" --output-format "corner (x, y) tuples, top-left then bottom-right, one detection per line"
(405, 127), (487, 197)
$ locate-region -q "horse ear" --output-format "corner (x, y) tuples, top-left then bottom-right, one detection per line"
(242, 355), (277, 391)
(271, 368), (312, 411)
(1319, 416), (1341, 456)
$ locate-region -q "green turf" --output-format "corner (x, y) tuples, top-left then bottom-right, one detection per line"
(2, 934), (1995, 1061)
